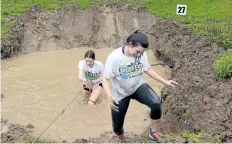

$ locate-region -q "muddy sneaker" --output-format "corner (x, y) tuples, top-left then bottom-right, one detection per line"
(111, 128), (124, 143)
(148, 128), (164, 143)
(111, 134), (124, 143)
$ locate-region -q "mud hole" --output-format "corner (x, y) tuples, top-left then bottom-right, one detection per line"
(1, 3), (232, 143)
(1, 48), (170, 143)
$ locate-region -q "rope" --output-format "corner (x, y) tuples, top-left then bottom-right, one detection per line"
(32, 91), (82, 143)
(150, 63), (165, 67)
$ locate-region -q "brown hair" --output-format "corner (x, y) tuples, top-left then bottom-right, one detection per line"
(84, 50), (95, 60)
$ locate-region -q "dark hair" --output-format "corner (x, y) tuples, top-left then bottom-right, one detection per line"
(84, 50), (95, 60)
(126, 30), (149, 48)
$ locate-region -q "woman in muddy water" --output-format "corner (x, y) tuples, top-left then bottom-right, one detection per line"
(78, 50), (104, 105)
(102, 30), (179, 143)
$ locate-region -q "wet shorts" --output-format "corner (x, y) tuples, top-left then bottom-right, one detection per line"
(83, 83), (103, 92)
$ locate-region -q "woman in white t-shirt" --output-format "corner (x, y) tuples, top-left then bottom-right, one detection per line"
(78, 50), (104, 105)
(102, 30), (178, 142)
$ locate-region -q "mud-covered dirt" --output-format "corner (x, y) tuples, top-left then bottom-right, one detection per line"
(1, 4), (155, 58)
(1, 3), (231, 143)
(149, 20), (232, 142)
(1, 119), (33, 143)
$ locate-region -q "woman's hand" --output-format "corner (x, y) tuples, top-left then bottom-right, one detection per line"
(83, 79), (92, 89)
(164, 80), (179, 88)
(83, 79), (87, 85)
(108, 97), (119, 112)
(92, 80), (96, 84)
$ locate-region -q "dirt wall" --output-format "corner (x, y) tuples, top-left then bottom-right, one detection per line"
(148, 20), (232, 142)
(1, 4), (156, 57)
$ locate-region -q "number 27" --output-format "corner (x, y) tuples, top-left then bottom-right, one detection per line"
(178, 6), (185, 13)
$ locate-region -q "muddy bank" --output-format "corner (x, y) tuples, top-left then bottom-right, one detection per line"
(1, 4), (155, 58)
(1, 3), (231, 143)
(148, 20), (232, 142)
(1, 119), (33, 143)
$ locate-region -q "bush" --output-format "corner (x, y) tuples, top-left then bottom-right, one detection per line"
(214, 51), (232, 78)
(225, 40), (232, 50)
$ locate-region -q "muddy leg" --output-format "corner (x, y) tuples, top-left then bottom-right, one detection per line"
(88, 86), (102, 105)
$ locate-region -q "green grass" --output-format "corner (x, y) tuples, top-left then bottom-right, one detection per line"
(214, 50), (232, 78)
(1, 0), (232, 48)
(1, 0), (232, 47)
(2, 0), (232, 48)
(1, 0), (104, 38)
(164, 129), (221, 143)
(182, 109), (191, 120)
(137, 0), (232, 49)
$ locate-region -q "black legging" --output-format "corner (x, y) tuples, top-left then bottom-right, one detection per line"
(111, 83), (162, 135)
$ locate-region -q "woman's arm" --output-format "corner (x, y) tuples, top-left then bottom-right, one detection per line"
(102, 76), (118, 111)
(92, 76), (103, 84)
(78, 60), (86, 82)
(78, 68), (85, 82)
(102, 61), (114, 99)
(145, 67), (167, 84)
(102, 76), (112, 99)
(92, 64), (104, 84)
(145, 67), (178, 87)
(142, 51), (178, 87)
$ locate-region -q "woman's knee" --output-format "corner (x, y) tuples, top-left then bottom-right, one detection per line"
(138, 83), (161, 98)
(87, 87), (102, 105)
(139, 83), (161, 105)
(149, 96), (162, 119)
(88, 100), (96, 105)
(90, 87), (102, 97)
(140, 83), (162, 119)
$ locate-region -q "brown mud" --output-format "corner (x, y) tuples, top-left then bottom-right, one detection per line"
(1, 48), (170, 143)
(1, 3), (231, 143)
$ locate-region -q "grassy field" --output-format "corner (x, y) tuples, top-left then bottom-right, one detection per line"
(138, 0), (232, 49)
(1, 0), (103, 38)
(1, 0), (232, 48)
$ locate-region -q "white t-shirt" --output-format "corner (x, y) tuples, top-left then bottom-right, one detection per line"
(78, 60), (104, 88)
(103, 46), (150, 102)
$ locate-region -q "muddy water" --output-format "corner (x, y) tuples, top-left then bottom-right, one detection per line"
(1, 48), (171, 142)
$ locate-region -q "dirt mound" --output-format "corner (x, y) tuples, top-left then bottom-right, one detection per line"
(1, 21), (24, 59)
(1, 119), (32, 143)
(1, 4), (156, 58)
(1, 3), (231, 143)
(147, 20), (232, 142)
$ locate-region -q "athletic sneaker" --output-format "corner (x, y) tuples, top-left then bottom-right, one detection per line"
(148, 128), (164, 143)
(111, 128), (124, 143)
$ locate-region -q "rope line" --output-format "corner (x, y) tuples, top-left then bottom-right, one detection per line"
(32, 90), (82, 143)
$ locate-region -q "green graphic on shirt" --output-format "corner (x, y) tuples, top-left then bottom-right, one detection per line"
(118, 55), (144, 79)
(84, 69), (101, 80)
(119, 63), (143, 79)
